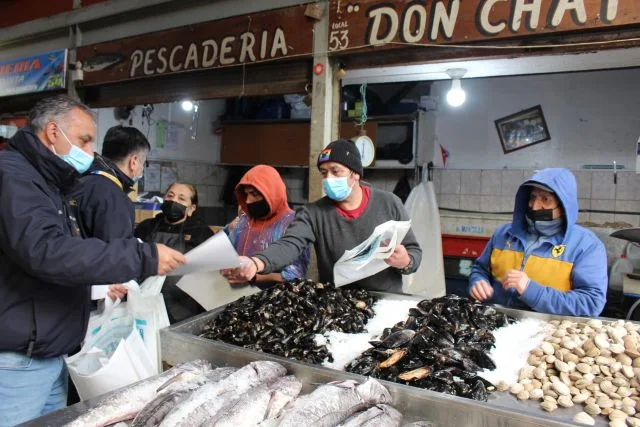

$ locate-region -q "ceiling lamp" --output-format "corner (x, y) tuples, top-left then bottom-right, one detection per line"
(181, 100), (194, 111)
(445, 68), (467, 107)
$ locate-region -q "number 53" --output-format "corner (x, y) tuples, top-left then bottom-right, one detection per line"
(329, 30), (349, 51)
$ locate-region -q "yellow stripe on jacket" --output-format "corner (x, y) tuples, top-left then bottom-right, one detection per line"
(490, 248), (572, 292)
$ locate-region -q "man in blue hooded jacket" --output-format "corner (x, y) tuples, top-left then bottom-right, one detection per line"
(468, 168), (607, 317)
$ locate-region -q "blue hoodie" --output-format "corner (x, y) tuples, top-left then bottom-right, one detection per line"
(468, 168), (608, 316)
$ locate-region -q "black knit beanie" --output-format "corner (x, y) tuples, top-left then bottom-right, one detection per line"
(317, 139), (363, 176)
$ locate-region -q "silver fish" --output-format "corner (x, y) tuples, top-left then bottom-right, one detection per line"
(160, 361), (286, 427)
(131, 367), (237, 427)
(211, 375), (302, 427)
(339, 404), (403, 427)
(64, 360), (211, 427)
(263, 375), (303, 420)
(276, 378), (392, 427)
(402, 423), (435, 427)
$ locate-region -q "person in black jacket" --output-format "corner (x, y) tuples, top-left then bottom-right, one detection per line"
(71, 126), (150, 300)
(136, 182), (213, 323)
(0, 95), (186, 426)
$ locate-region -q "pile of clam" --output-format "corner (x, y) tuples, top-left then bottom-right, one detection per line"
(498, 319), (640, 426)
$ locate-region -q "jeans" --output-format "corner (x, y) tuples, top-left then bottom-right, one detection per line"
(0, 352), (68, 427)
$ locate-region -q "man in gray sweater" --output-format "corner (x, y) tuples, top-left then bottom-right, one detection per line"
(228, 139), (422, 292)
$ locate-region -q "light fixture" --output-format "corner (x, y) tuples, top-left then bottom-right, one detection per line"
(181, 100), (194, 111)
(445, 68), (467, 107)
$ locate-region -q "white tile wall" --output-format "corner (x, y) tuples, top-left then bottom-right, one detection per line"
(591, 171), (616, 200)
(460, 170), (482, 195)
(501, 170), (524, 196)
(481, 170), (501, 195)
(590, 198), (615, 224)
(616, 172), (640, 201)
(432, 168), (442, 194)
(460, 195), (481, 211)
(425, 168), (638, 226)
(440, 194), (460, 209)
(481, 195), (501, 212)
(500, 196), (514, 213)
(441, 169), (462, 194)
(574, 171), (592, 199)
(614, 200), (640, 227)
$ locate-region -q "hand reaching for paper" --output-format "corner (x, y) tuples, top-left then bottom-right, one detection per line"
(222, 256), (263, 284)
(384, 243), (411, 269)
(220, 267), (248, 285)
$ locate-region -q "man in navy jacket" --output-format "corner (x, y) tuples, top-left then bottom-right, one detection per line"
(71, 126), (151, 300)
(0, 95), (185, 425)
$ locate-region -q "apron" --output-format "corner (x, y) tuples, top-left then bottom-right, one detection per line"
(148, 220), (205, 324)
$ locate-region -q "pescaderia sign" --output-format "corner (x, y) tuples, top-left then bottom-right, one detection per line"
(328, 0), (640, 52)
(76, 5), (314, 85)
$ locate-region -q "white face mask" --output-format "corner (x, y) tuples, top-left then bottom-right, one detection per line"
(133, 157), (145, 183)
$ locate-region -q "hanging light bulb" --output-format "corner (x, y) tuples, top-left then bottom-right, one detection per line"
(445, 68), (467, 107)
(181, 100), (194, 111)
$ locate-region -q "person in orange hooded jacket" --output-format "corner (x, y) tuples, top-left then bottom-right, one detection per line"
(222, 165), (310, 289)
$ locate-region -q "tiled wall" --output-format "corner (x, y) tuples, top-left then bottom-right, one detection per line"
(431, 168), (640, 227)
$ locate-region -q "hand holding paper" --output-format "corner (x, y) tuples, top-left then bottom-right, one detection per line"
(384, 243), (411, 269)
(333, 220), (411, 286)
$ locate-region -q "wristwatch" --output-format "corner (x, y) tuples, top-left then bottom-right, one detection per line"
(399, 258), (414, 275)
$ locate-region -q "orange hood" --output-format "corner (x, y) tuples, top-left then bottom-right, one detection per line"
(235, 165), (292, 226)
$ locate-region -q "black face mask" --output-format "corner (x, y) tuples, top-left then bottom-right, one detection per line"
(162, 200), (187, 223)
(526, 207), (554, 222)
(246, 199), (270, 219)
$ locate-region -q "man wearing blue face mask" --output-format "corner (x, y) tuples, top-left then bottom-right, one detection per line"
(0, 95), (185, 425)
(229, 139), (422, 293)
(468, 168), (607, 317)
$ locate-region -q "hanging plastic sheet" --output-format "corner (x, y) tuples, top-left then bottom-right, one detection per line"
(402, 171), (446, 298)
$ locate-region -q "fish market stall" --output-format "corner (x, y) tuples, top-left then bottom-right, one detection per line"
(159, 289), (615, 426)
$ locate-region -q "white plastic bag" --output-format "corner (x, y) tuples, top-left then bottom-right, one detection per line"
(67, 276), (169, 399)
(127, 275), (170, 372)
(402, 180), (446, 298)
(66, 299), (155, 400)
(333, 220), (411, 286)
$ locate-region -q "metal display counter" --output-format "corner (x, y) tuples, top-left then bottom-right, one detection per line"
(159, 292), (601, 427)
(27, 293), (623, 426)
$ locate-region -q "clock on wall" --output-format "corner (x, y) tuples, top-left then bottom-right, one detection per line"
(353, 134), (375, 167)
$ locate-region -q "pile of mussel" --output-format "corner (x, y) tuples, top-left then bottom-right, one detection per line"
(345, 294), (516, 401)
(199, 280), (377, 364)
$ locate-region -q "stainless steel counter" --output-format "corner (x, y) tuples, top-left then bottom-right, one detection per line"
(28, 293), (621, 426)
(159, 292), (601, 427)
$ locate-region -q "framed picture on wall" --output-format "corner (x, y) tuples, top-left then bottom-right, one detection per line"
(495, 105), (551, 154)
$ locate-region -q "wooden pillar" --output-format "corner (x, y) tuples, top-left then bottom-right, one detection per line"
(306, 3), (337, 281)
(308, 2), (335, 203)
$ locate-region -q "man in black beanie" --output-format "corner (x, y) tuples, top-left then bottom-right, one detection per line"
(228, 139), (422, 293)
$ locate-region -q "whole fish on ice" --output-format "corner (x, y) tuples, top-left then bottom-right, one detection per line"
(131, 367), (237, 427)
(159, 360), (286, 427)
(63, 360), (211, 427)
(276, 378), (392, 427)
(339, 404), (403, 427)
(210, 375), (302, 427)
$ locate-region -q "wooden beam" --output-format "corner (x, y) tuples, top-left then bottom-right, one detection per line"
(83, 60), (310, 107)
(336, 27), (640, 70)
(308, 3), (333, 203)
